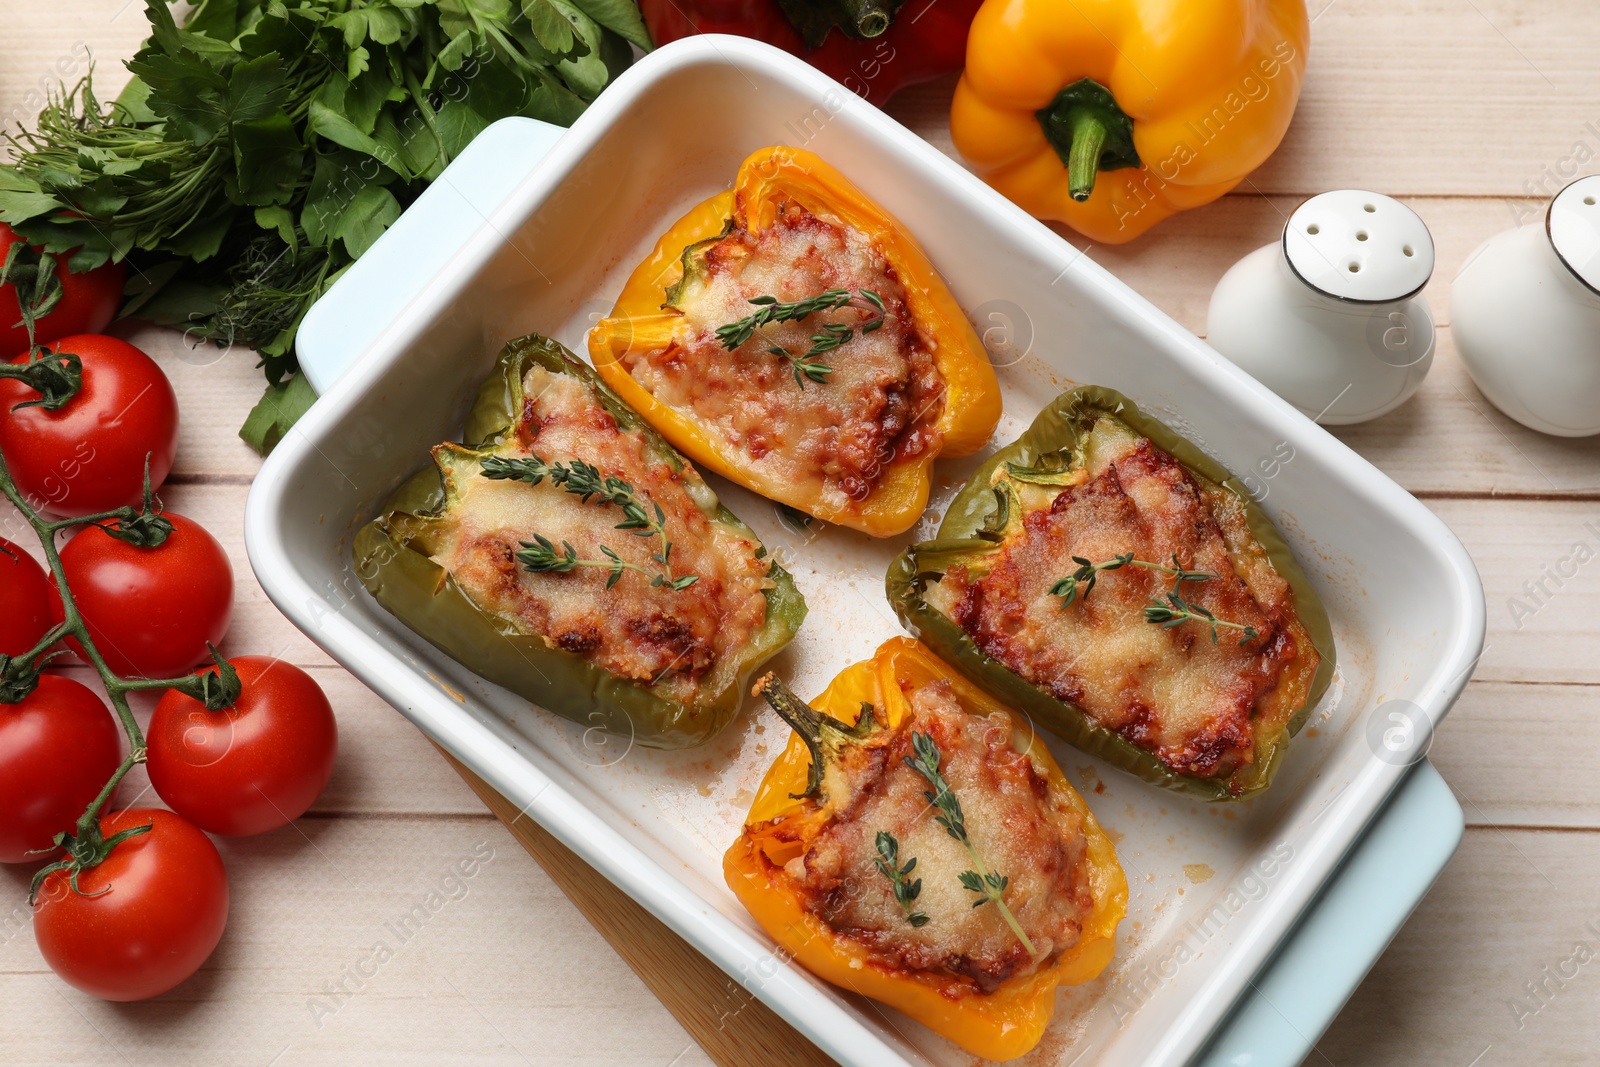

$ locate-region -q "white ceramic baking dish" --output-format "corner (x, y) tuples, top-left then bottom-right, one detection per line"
(246, 37), (1484, 1067)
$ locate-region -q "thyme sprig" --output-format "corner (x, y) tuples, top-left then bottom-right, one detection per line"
(513, 533), (700, 591)
(1048, 552), (1214, 606)
(1145, 590), (1260, 646)
(480, 455), (698, 591)
(1050, 551), (1259, 646)
(873, 831), (929, 928)
(904, 732), (1038, 958)
(715, 288), (887, 387)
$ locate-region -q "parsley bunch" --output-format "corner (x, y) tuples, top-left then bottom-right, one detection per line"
(0, 0), (650, 453)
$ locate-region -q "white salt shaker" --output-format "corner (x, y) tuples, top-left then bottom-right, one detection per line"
(1207, 191), (1436, 424)
(1452, 175), (1600, 437)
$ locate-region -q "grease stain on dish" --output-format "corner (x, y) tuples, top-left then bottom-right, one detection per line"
(1183, 863), (1215, 884)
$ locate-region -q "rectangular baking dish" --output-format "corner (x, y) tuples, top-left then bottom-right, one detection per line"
(246, 37), (1485, 1066)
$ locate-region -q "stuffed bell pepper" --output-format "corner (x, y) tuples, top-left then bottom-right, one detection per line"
(354, 334), (806, 749)
(725, 638), (1125, 1061)
(951, 0), (1310, 243)
(888, 387), (1334, 799)
(589, 146), (1001, 537)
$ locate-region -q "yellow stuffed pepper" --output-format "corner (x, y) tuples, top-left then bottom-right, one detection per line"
(725, 638), (1126, 1061)
(589, 147), (1001, 537)
(951, 0), (1310, 243)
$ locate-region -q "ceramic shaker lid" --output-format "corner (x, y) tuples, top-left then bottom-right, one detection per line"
(1548, 175), (1600, 294)
(1283, 190), (1435, 302)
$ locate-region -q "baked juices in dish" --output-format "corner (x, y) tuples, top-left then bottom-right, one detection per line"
(889, 388), (1335, 800)
(725, 639), (1125, 1061)
(354, 335), (806, 749)
(589, 146), (1001, 537)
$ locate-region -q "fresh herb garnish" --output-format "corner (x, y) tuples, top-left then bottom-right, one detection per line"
(481, 455), (699, 591)
(873, 831), (929, 928)
(1051, 552), (1259, 646)
(715, 288), (887, 387)
(0, 0), (652, 454)
(1048, 552), (1214, 607)
(1144, 589), (1260, 646)
(904, 732), (1038, 958)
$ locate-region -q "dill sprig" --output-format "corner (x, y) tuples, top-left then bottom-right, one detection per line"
(1050, 552), (1258, 646)
(904, 732), (1038, 957)
(715, 288), (887, 387)
(480, 455), (698, 591)
(873, 831), (928, 928)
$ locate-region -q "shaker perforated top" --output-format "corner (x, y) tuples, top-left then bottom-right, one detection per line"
(1282, 190), (1435, 303)
(1548, 175), (1600, 295)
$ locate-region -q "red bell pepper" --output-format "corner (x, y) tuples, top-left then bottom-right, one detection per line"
(639, 0), (982, 105)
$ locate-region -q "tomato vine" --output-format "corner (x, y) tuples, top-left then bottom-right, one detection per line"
(0, 251), (238, 901)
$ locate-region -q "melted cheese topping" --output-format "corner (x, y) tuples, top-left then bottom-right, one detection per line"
(430, 368), (773, 705)
(926, 424), (1311, 778)
(785, 680), (1091, 991)
(622, 199), (945, 512)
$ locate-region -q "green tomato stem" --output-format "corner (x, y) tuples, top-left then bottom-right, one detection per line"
(0, 444), (231, 838)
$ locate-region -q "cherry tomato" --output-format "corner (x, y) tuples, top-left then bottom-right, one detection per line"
(0, 334), (178, 518)
(33, 807), (227, 1001)
(52, 514), (233, 679)
(0, 225), (125, 358)
(148, 657), (338, 836)
(0, 537), (52, 656)
(0, 675), (122, 864)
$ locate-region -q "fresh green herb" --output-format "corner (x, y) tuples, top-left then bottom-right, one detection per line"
(873, 831), (929, 928)
(716, 288), (887, 387)
(903, 732), (1038, 958)
(1144, 589), (1260, 646)
(1048, 552), (1134, 606)
(1048, 552), (1214, 607)
(1050, 551), (1260, 646)
(480, 454), (699, 591)
(513, 533), (699, 591)
(0, 0), (652, 454)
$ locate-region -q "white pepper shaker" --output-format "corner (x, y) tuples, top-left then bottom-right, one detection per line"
(1207, 191), (1437, 424)
(1452, 175), (1600, 437)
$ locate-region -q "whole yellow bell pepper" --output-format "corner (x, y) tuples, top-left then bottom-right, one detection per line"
(951, 0), (1310, 243)
(724, 638), (1126, 1061)
(589, 146), (1001, 537)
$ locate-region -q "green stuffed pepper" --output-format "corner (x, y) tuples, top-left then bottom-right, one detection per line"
(887, 386), (1334, 800)
(355, 334), (807, 749)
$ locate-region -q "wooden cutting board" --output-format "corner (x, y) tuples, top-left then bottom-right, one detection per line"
(437, 747), (841, 1067)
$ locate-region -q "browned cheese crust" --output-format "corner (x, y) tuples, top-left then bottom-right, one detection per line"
(431, 367), (773, 705)
(781, 680), (1092, 992)
(624, 198), (945, 511)
(928, 429), (1315, 779)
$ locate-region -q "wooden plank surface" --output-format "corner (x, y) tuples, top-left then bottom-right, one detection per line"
(3, 3), (1599, 1067)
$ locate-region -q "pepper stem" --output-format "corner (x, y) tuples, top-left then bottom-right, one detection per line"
(1067, 109), (1108, 202)
(774, 0), (894, 48)
(753, 672), (875, 801)
(1035, 77), (1142, 205)
(837, 0), (891, 37)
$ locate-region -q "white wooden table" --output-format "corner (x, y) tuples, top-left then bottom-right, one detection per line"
(4, 3), (1599, 1065)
